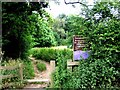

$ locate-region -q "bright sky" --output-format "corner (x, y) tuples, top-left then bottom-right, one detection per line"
(45, 0), (94, 18)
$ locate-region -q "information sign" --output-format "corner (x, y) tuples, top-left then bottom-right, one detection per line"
(73, 35), (89, 61)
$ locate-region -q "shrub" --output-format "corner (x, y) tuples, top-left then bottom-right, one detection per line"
(30, 47), (72, 62)
(61, 19), (120, 88)
(52, 13), (120, 89)
(36, 61), (46, 72)
(62, 59), (119, 88)
(52, 52), (68, 88)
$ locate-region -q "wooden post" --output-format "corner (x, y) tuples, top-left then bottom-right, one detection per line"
(50, 60), (55, 87)
(67, 61), (79, 71)
(50, 60), (55, 72)
(67, 60), (72, 71)
(19, 63), (23, 81)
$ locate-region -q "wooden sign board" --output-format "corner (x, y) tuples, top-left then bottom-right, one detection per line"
(73, 35), (89, 61)
(73, 35), (86, 51)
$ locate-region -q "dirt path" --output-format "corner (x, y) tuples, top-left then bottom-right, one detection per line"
(24, 57), (52, 88)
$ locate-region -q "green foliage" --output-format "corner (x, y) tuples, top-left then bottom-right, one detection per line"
(30, 48), (72, 62)
(52, 14), (67, 46)
(22, 59), (35, 79)
(1, 60), (22, 89)
(52, 1), (120, 88)
(1, 59), (35, 89)
(30, 12), (57, 47)
(52, 52), (68, 88)
(79, 18), (120, 88)
(2, 2), (49, 59)
(36, 61), (46, 72)
(2, 14), (33, 59)
(62, 59), (119, 88)
(64, 15), (86, 46)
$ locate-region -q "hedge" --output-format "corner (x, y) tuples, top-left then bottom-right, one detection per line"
(30, 47), (73, 62)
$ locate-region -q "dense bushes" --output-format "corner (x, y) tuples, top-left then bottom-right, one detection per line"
(36, 61), (46, 72)
(52, 52), (68, 88)
(60, 59), (119, 88)
(30, 48), (72, 62)
(52, 2), (120, 88)
(2, 2), (53, 59)
(2, 3), (33, 60)
(81, 19), (120, 88)
(31, 13), (57, 47)
(52, 19), (120, 88)
(53, 20), (120, 88)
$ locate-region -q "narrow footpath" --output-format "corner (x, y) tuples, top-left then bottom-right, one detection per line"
(24, 57), (52, 88)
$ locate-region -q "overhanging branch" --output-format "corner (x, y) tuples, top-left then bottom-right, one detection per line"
(64, 0), (88, 7)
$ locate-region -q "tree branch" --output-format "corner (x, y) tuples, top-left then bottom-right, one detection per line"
(64, 0), (88, 7)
